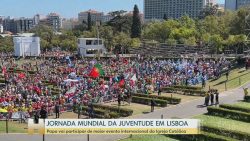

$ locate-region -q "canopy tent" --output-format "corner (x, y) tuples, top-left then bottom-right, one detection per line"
(63, 79), (79, 83)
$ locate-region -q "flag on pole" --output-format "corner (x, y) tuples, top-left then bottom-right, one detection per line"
(89, 64), (105, 78)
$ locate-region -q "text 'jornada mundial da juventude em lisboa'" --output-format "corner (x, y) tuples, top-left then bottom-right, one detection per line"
(28, 119), (200, 135)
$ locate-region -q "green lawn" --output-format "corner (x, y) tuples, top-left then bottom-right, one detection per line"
(232, 102), (250, 109)
(197, 67), (250, 92)
(119, 135), (179, 141)
(0, 121), (27, 133)
(194, 114), (250, 134)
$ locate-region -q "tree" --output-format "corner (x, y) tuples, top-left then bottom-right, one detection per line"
(99, 26), (114, 52)
(131, 5), (142, 38)
(199, 3), (219, 19)
(113, 32), (133, 54)
(0, 36), (14, 52)
(107, 10), (132, 34)
(87, 12), (92, 31)
(209, 34), (223, 54)
(231, 7), (250, 34)
(30, 25), (54, 50)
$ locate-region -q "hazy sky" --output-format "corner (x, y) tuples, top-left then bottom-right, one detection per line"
(0, 0), (224, 18)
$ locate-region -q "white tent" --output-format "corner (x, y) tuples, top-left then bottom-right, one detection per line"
(13, 37), (41, 57)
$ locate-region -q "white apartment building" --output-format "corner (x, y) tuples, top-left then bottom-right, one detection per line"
(78, 38), (106, 57)
(225, 0), (250, 11)
(47, 13), (62, 31)
(144, 0), (215, 20)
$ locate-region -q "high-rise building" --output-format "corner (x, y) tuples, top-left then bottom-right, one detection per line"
(0, 24), (3, 33)
(33, 14), (40, 25)
(62, 18), (79, 30)
(0, 16), (4, 25)
(225, 0), (250, 11)
(102, 14), (114, 23)
(3, 17), (34, 33)
(78, 9), (104, 24)
(144, 0), (214, 20)
(47, 13), (62, 31)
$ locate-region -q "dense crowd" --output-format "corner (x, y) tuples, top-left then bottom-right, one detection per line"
(0, 55), (231, 119)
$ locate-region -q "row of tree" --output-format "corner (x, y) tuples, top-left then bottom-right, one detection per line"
(142, 7), (250, 53)
(1, 5), (250, 54)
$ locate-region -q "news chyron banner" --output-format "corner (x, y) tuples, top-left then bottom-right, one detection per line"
(28, 119), (200, 135)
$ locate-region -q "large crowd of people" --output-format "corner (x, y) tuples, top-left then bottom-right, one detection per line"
(0, 54), (231, 120)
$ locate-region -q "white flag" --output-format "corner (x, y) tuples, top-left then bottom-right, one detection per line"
(131, 74), (137, 82)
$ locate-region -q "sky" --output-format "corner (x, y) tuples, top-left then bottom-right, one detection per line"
(0, 0), (224, 18)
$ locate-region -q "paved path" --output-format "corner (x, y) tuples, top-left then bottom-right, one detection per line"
(0, 83), (249, 141)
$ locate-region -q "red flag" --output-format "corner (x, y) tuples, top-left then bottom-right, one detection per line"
(89, 67), (100, 78)
(119, 79), (125, 88)
(2, 67), (6, 75)
(18, 73), (26, 79)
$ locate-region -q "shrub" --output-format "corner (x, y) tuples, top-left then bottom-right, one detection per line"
(172, 85), (202, 90)
(168, 131), (238, 141)
(244, 95), (250, 102)
(92, 104), (133, 117)
(80, 104), (133, 118)
(109, 112), (120, 118)
(161, 87), (206, 96)
(202, 125), (250, 141)
(133, 93), (181, 104)
(132, 96), (167, 107)
(220, 104), (250, 113)
(28, 70), (36, 74)
(207, 106), (250, 122)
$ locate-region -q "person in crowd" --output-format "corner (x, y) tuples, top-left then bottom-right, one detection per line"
(151, 98), (156, 112)
(215, 90), (219, 105)
(210, 91), (214, 105)
(243, 87), (249, 99)
(204, 92), (210, 106)
(40, 106), (47, 119)
(226, 71), (229, 81)
(77, 103), (82, 119)
(0, 54), (231, 119)
(118, 94), (121, 106)
(88, 102), (94, 119)
(55, 102), (60, 119)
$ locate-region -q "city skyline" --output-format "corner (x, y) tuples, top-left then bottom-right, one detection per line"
(0, 0), (143, 18)
(0, 0), (224, 18)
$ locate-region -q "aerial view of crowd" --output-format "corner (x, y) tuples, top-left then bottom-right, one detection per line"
(0, 54), (231, 120)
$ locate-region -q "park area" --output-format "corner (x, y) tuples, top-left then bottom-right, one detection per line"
(0, 56), (250, 141)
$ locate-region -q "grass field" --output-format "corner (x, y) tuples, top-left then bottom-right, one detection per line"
(232, 102), (250, 109)
(194, 114), (250, 134)
(119, 135), (178, 141)
(197, 67), (250, 92)
(0, 121), (27, 133)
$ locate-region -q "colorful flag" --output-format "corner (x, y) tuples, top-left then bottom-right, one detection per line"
(89, 64), (105, 78)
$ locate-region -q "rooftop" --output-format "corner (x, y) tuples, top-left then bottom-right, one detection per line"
(79, 9), (103, 14)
